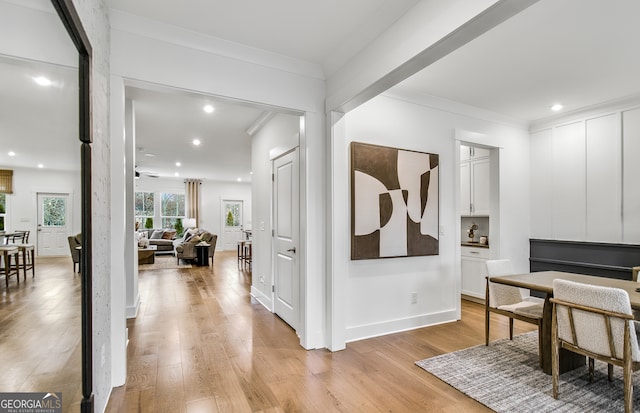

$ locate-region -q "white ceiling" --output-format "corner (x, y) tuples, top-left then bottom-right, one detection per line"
(105, 0), (420, 77)
(128, 85), (267, 182)
(4, 0), (640, 180)
(392, 0), (640, 123)
(0, 55), (78, 172)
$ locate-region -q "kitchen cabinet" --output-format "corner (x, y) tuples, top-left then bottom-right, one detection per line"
(461, 246), (490, 301)
(460, 145), (490, 216)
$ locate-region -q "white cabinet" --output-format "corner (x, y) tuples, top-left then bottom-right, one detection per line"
(623, 107), (640, 243)
(460, 145), (490, 216)
(461, 246), (490, 300)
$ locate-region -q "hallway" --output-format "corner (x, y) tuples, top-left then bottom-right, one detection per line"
(106, 250), (534, 412)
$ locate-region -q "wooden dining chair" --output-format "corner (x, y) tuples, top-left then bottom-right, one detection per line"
(551, 279), (640, 413)
(12, 230), (35, 278)
(0, 245), (20, 288)
(485, 260), (544, 360)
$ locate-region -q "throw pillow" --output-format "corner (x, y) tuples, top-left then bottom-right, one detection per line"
(187, 235), (202, 244)
(183, 228), (197, 240)
(150, 230), (164, 240)
(162, 230), (176, 240)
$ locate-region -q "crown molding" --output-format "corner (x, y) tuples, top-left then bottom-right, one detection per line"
(382, 87), (529, 130)
(529, 93), (640, 132)
(108, 9), (325, 81)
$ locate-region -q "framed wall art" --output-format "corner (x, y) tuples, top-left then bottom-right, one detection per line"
(351, 142), (439, 260)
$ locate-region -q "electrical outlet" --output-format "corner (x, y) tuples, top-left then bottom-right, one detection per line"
(411, 292), (418, 304)
(260, 276), (265, 283)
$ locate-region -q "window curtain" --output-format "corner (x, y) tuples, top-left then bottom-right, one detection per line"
(0, 170), (13, 194)
(185, 179), (201, 227)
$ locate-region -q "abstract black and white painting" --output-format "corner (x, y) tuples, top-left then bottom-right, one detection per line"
(351, 142), (439, 260)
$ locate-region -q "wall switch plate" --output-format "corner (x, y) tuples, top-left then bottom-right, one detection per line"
(411, 292), (418, 304)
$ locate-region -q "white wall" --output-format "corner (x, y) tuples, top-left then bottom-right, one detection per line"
(4, 167), (81, 247)
(0, 1), (76, 67)
(250, 113), (300, 310)
(201, 179), (251, 246)
(530, 100), (640, 244)
(333, 93), (530, 345)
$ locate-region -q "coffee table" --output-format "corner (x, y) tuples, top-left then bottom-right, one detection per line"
(138, 245), (157, 264)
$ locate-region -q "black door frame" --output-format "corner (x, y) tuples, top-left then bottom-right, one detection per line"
(49, 1), (94, 412)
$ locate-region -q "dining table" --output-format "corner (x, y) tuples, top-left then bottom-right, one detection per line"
(0, 232), (26, 244)
(489, 270), (640, 375)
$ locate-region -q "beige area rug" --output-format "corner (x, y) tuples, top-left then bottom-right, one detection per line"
(416, 332), (640, 412)
(138, 254), (192, 271)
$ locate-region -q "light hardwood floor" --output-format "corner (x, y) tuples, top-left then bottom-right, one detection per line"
(106, 251), (535, 413)
(0, 256), (83, 412)
(0, 252), (535, 413)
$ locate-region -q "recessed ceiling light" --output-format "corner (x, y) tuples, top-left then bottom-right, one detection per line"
(192, 139), (201, 146)
(144, 153), (155, 157)
(8, 151), (15, 157)
(175, 162), (181, 167)
(237, 178), (242, 182)
(34, 76), (52, 86)
(174, 172), (179, 177)
(551, 104), (563, 111)
(203, 105), (214, 114)
(37, 164), (44, 168)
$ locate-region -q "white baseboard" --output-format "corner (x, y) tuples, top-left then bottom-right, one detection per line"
(126, 295), (140, 319)
(345, 309), (458, 343)
(250, 286), (272, 311)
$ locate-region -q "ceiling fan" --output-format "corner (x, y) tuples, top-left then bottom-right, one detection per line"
(134, 166), (159, 178)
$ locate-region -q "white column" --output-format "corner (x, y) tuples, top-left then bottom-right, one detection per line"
(109, 75), (127, 386)
(125, 98), (139, 317)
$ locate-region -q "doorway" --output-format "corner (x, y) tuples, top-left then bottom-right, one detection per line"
(457, 134), (500, 309)
(37, 192), (71, 256)
(221, 199), (244, 250)
(272, 148), (300, 330)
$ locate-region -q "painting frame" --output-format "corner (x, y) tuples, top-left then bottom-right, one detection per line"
(350, 141), (439, 260)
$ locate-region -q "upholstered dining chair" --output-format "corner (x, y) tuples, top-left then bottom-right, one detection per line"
(551, 279), (640, 413)
(485, 259), (544, 359)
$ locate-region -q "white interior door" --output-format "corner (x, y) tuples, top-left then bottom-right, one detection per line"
(37, 193), (70, 256)
(273, 148), (300, 330)
(221, 200), (243, 250)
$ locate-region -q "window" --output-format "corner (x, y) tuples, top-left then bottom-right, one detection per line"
(0, 193), (5, 231)
(161, 192), (185, 229)
(42, 196), (66, 226)
(135, 192), (155, 229)
(224, 201), (242, 227)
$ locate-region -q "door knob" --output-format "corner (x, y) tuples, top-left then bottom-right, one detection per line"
(287, 247), (296, 253)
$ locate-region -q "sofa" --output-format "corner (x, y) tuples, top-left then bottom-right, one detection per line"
(174, 229), (217, 264)
(137, 228), (177, 254)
